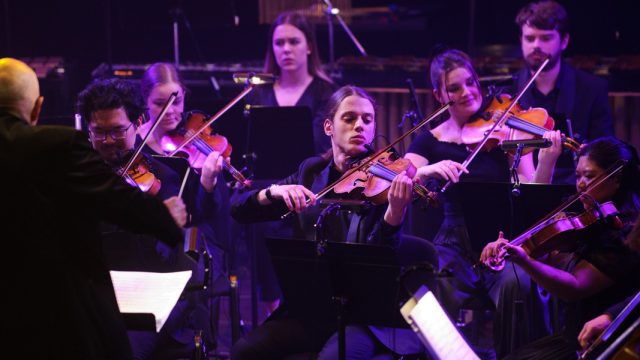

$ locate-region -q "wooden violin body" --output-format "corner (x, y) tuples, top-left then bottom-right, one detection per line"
(120, 153), (162, 196)
(333, 149), (438, 206)
(485, 201), (620, 271)
(161, 110), (251, 188)
(462, 94), (580, 154)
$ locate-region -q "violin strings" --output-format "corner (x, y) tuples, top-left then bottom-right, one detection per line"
(369, 163), (428, 197)
(506, 116), (548, 136)
(186, 131), (246, 183)
(506, 115), (577, 148)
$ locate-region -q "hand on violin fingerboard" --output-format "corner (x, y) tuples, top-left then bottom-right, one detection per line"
(384, 171), (413, 226)
(260, 184), (316, 213)
(200, 151), (224, 193)
(537, 130), (563, 176)
(415, 160), (468, 183)
(163, 196), (188, 227)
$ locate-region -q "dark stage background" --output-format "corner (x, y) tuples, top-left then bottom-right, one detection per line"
(1, 0), (638, 151)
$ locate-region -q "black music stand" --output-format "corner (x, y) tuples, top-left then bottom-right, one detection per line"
(244, 105), (315, 180)
(122, 313), (156, 331)
(265, 238), (430, 360)
(454, 181), (577, 253)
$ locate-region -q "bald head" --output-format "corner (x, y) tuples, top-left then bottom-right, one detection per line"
(0, 58), (43, 125)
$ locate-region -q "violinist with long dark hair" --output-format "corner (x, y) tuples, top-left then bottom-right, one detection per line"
(231, 85), (434, 359)
(77, 77), (223, 359)
(481, 137), (640, 359)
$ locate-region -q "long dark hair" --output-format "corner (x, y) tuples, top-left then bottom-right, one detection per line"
(579, 136), (640, 219)
(324, 85), (376, 122)
(264, 11), (331, 83)
(320, 85), (376, 160)
(429, 49), (481, 102)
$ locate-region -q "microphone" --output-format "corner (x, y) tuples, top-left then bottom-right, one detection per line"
(500, 138), (552, 150)
(232, 72), (277, 85)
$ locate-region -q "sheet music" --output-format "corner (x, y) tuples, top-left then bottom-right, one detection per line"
(110, 270), (192, 332)
(401, 288), (479, 360)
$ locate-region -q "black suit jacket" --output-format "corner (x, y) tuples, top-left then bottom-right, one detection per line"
(0, 114), (183, 359)
(231, 155), (401, 246)
(514, 61), (614, 183)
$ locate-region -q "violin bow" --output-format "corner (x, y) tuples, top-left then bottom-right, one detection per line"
(440, 56), (551, 193)
(516, 159), (626, 237)
(119, 91), (178, 176)
(167, 73), (273, 157)
(281, 100), (453, 219)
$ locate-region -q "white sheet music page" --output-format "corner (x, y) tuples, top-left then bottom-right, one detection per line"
(110, 270), (192, 332)
(401, 289), (479, 360)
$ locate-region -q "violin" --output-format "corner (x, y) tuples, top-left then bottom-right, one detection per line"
(483, 160), (627, 271)
(440, 57), (551, 193)
(280, 101), (454, 219)
(160, 110), (251, 188)
(462, 94), (581, 154)
(484, 201), (620, 271)
(333, 148), (438, 206)
(117, 152), (162, 196)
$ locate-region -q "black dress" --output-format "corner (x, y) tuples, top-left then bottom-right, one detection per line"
(408, 130), (549, 358)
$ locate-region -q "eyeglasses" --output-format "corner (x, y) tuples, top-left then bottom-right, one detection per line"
(89, 123), (133, 142)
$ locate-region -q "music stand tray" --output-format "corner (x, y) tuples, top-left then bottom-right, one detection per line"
(264, 237), (410, 329)
(454, 181), (577, 253)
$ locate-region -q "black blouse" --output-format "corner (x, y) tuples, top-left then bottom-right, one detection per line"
(407, 129), (510, 183)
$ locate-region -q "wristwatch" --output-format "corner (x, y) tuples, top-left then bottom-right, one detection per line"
(265, 184), (278, 202)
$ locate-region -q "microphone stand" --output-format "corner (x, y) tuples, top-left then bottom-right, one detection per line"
(170, 5), (181, 68)
(510, 143), (524, 196)
(501, 139), (552, 196)
(322, 0), (368, 68)
(314, 202), (341, 256)
(398, 78), (424, 129)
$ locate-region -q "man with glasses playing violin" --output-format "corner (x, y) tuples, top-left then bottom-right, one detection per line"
(0, 58), (187, 359)
(77, 77), (224, 359)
